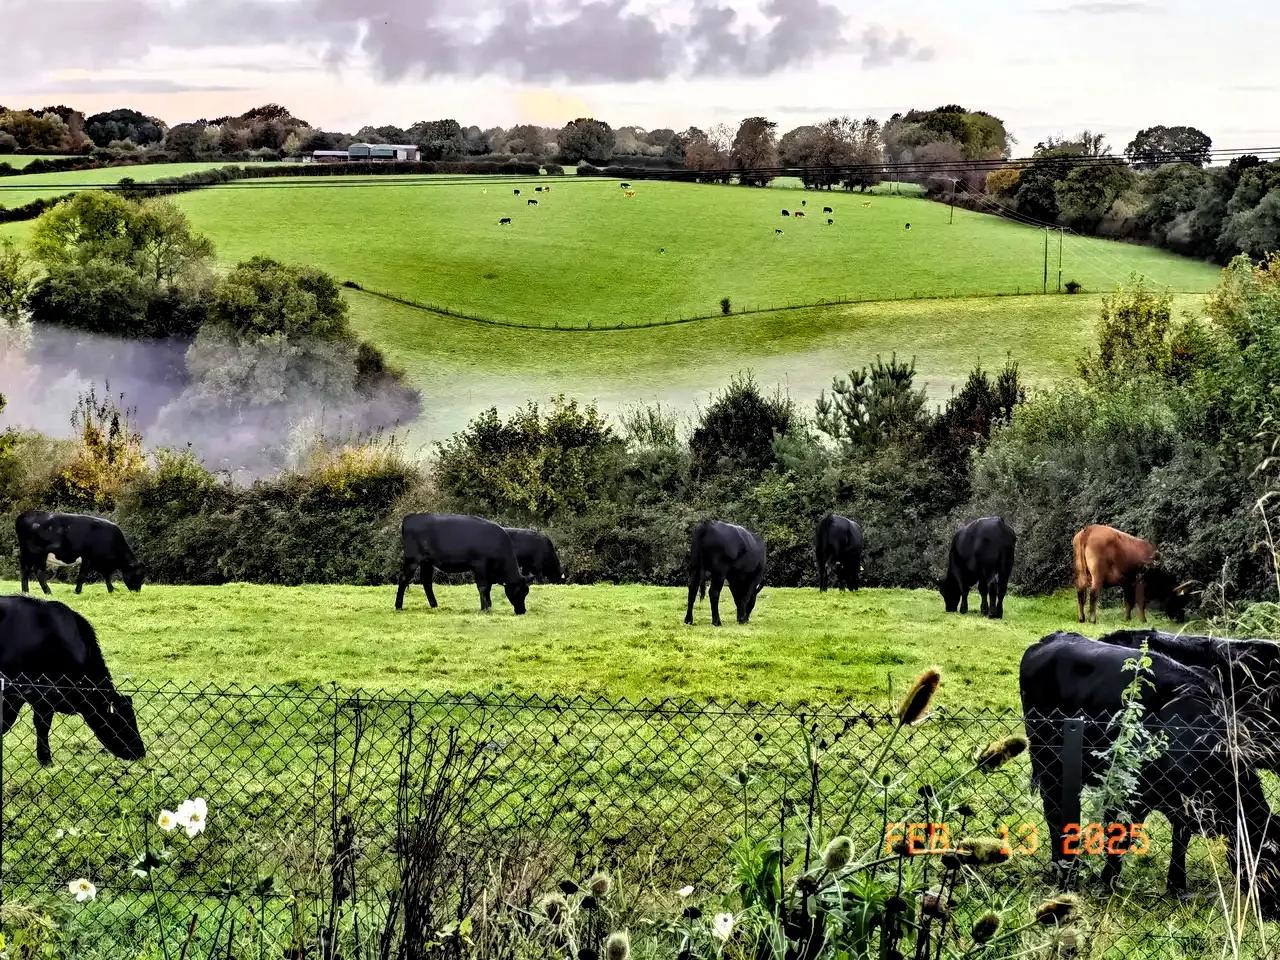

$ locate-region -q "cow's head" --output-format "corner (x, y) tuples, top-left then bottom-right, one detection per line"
(84, 691), (146, 762)
(505, 575), (533, 615)
(1145, 567), (1193, 622)
(938, 575), (963, 613)
(123, 561), (145, 593)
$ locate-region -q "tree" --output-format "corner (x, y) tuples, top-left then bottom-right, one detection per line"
(731, 117), (778, 187)
(165, 122), (212, 161)
(1084, 277), (1176, 381)
(1054, 160), (1135, 230)
(27, 259), (150, 335)
(211, 256), (351, 341)
(1125, 125), (1212, 168)
(689, 373), (795, 476)
(815, 355), (929, 450)
(85, 108), (165, 147)
(0, 238), (34, 329)
(408, 119), (466, 160)
(557, 118), (616, 165)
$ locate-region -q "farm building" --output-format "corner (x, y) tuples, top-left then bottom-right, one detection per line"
(310, 143), (422, 163)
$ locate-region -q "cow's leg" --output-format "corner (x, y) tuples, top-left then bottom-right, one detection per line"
(475, 573), (492, 612)
(1088, 585), (1100, 624)
(33, 703), (54, 767)
(708, 574), (726, 627)
(103, 569), (115, 593)
(1134, 579), (1147, 623)
(1041, 789), (1078, 889)
(1100, 807), (1134, 888)
(0, 692), (26, 736)
(395, 557), (416, 610)
(19, 554), (30, 594)
(1076, 588), (1087, 623)
(421, 564), (438, 608)
(1122, 582), (1134, 621)
(684, 568), (699, 625)
(978, 578), (990, 616)
(74, 564), (88, 595)
(959, 583), (969, 614)
(1167, 816), (1190, 894)
(817, 556), (828, 593)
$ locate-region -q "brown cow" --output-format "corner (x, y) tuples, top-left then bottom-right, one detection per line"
(1072, 524), (1190, 624)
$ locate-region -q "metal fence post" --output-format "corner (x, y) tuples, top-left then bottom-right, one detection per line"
(1, 676), (6, 910)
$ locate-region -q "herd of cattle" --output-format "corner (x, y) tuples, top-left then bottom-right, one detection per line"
(3, 507), (1275, 909)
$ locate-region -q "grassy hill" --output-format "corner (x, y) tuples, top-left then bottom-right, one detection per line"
(170, 176), (1219, 328)
(0, 154), (61, 169)
(0, 161), (259, 209)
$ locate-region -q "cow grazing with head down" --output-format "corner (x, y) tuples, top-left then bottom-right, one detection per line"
(781, 209), (790, 217)
(16, 511), (143, 595)
(0, 596), (145, 767)
(528, 199), (538, 206)
(396, 514), (532, 615)
(499, 217), (512, 226)
(940, 516), (1015, 618)
(503, 527), (565, 583)
(815, 512), (863, 591)
(823, 206), (833, 214)
(684, 521), (766, 627)
(1021, 631), (1280, 909)
(1073, 524), (1190, 624)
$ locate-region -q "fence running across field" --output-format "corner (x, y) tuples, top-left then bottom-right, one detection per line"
(0, 680), (1269, 958)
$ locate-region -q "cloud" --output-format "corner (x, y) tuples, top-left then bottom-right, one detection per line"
(0, 0), (892, 87)
(1042, 2), (1155, 14)
(857, 25), (933, 67)
(27, 78), (254, 94)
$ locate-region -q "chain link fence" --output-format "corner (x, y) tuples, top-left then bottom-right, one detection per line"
(0, 679), (1271, 958)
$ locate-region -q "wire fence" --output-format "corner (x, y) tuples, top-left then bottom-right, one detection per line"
(0, 679), (1271, 958)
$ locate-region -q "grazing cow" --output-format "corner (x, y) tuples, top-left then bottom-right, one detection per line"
(620, 182), (631, 189)
(535, 186), (543, 192)
(905, 222), (911, 230)
(775, 229), (783, 237)
(504, 528), (565, 583)
(528, 199), (538, 206)
(684, 521), (766, 627)
(396, 514), (533, 615)
(1096, 627), (1280, 768)
(939, 516), (1015, 618)
(16, 511), (143, 595)
(815, 513), (863, 591)
(823, 206), (833, 214)
(0, 596), (146, 767)
(781, 209), (790, 217)
(862, 201), (872, 208)
(1072, 524), (1190, 624)
(801, 199), (807, 206)
(514, 189), (521, 196)
(544, 186), (551, 193)
(1020, 631), (1280, 907)
(827, 219), (834, 225)
(794, 211), (806, 218)
(498, 217), (512, 226)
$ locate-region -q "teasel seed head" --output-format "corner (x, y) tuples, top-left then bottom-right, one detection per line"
(973, 735), (1029, 772)
(822, 835), (853, 871)
(971, 912), (1001, 943)
(897, 668), (942, 726)
(605, 931), (630, 960)
(1034, 893), (1079, 925)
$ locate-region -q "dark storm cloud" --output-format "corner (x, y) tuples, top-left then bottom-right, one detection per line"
(1, 0), (935, 85)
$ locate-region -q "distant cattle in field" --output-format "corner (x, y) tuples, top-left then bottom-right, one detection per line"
(862, 201), (872, 208)
(794, 211), (805, 218)
(504, 528), (565, 583)
(685, 521), (767, 626)
(827, 218), (833, 225)
(1072, 524), (1190, 624)
(658, 247), (665, 254)
(781, 209), (790, 217)
(905, 223), (911, 230)
(0, 595), (146, 767)
(823, 206), (833, 213)
(527, 199), (538, 206)
(17, 511), (143, 595)
(815, 513), (863, 591)
(775, 228), (783, 236)
(498, 217), (512, 225)
(396, 514), (532, 615)
(535, 186), (543, 192)
(624, 190), (636, 198)
(620, 182), (631, 189)
(940, 516), (1016, 618)
(513, 189), (520, 196)
(801, 199), (807, 206)
(544, 186), (551, 193)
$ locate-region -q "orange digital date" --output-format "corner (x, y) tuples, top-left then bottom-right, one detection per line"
(1060, 822), (1149, 857)
(882, 822), (1040, 856)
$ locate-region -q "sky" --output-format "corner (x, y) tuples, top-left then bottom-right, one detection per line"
(2, 0), (1278, 151)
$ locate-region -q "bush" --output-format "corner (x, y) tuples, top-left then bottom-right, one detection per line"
(543, 163), (564, 176)
(1065, 279), (1082, 294)
(689, 373), (796, 478)
(28, 259), (150, 335)
(720, 296), (731, 315)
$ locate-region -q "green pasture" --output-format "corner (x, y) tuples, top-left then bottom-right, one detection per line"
(0, 581), (1169, 708)
(0, 154), (62, 169)
(0, 162), (257, 209)
(167, 177), (1217, 328)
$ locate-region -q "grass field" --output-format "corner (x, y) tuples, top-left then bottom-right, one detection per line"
(0, 154), (61, 169)
(0, 162), (260, 208)
(0, 581), (1163, 707)
(168, 177), (1219, 328)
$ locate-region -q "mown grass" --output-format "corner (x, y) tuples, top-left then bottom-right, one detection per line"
(167, 177), (1218, 328)
(0, 581), (1166, 709)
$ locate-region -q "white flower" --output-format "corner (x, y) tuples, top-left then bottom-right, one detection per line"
(53, 828), (65, 841)
(68, 878), (97, 903)
(177, 798), (208, 838)
(157, 809), (179, 833)
(711, 912), (735, 942)
(677, 885), (694, 898)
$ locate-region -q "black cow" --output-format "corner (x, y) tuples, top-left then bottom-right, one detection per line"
(781, 209), (790, 217)
(528, 199), (538, 206)
(396, 514), (532, 615)
(16, 511), (143, 595)
(823, 206), (833, 214)
(620, 182), (631, 189)
(504, 527), (565, 583)
(939, 516), (1015, 618)
(535, 187), (543, 192)
(1099, 628), (1280, 767)
(0, 596), (145, 767)
(499, 217), (512, 225)
(1021, 631), (1280, 907)
(684, 521), (766, 627)
(815, 513), (863, 591)
(827, 218), (833, 225)
(514, 189), (521, 196)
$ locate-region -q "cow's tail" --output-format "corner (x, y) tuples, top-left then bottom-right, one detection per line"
(690, 522), (707, 601)
(815, 513), (830, 592)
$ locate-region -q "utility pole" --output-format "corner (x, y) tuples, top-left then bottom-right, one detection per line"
(1042, 229), (1049, 294)
(1057, 228), (1064, 293)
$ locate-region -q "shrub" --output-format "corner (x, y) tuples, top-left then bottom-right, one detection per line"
(720, 296), (731, 315)
(47, 386), (147, 510)
(689, 373), (796, 478)
(1065, 279), (1082, 294)
(543, 163), (564, 176)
